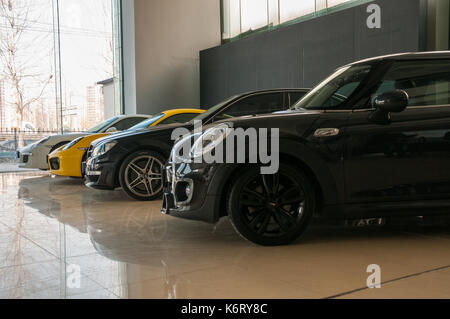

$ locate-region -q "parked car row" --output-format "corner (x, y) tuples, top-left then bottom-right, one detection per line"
(84, 89), (309, 200)
(18, 51), (450, 246)
(48, 109), (205, 178)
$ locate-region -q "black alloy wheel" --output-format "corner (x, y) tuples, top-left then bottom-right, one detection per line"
(227, 164), (315, 246)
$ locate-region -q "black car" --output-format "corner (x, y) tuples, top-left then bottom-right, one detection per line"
(85, 89), (309, 200)
(162, 51), (450, 246)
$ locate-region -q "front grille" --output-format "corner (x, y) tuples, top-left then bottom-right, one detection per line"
(49, 158), (60, 170)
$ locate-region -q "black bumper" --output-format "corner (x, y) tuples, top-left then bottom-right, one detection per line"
(162, 190), (219, 224)
(84, 158), (117, 190)
(161, 161), (239, 224)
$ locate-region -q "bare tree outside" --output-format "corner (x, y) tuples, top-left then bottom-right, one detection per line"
(101, 0), (114, 79)
(0, 0), (54, 146)
(0, 0), (115, 170)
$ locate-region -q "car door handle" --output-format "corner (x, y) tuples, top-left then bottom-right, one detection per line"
(314, 128), (340, 138)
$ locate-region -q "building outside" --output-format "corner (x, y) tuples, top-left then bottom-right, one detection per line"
(32, 101), (48, 131)
(97, 78), (116, 120)
(85, 84), (105, 129)
(62, 105), (81, 132)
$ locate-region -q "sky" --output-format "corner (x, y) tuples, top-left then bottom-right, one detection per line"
(58, 0), (113, 107)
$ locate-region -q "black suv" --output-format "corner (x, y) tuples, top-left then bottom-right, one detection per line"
(162, 51), (450, 246)
(85, 89), (309, 200)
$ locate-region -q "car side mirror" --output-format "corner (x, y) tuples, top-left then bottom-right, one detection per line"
(368, 90), (409, 125)
(106, 127), (118, 133)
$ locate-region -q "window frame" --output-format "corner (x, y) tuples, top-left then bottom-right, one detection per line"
(221, 0), (365, 43)
(112, 116), (148, 131)
(352, 59), (450, 112)
(210, 90), (295, 122)
(158, 113), (203, 125)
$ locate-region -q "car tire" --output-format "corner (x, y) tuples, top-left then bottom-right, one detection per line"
(119, 150), (165, 201)
(227, 164), (315, 246)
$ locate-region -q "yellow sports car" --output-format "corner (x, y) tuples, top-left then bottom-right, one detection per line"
(48, 109), (205, 178)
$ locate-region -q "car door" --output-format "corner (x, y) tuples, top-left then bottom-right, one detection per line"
(344, 59), (450, 212)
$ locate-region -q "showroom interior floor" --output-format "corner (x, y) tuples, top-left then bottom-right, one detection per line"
(0, 172), (450, 299)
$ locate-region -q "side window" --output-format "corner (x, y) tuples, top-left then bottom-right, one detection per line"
(215, 93), (284, 121)
(323, 66), (371, 108)
(373, 60), (450, 107)
(325, 82), (362, 108)
(288, 91), (308, 107)
(114, 117), (146, 131)
(159, 113), (201, 125)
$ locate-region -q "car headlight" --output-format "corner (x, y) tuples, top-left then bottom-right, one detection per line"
(38, 136), (51, 145)
(92, 141), (117, 157)
(30, 136), (51, 150)
(62, 137), (83, 151)
(190, 123), (231, 158)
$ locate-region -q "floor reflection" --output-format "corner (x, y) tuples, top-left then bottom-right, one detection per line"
(0, 172), (449, 299)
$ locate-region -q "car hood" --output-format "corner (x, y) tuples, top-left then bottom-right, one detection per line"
(19, 143), (37, 153)
(90, 123), (187, 148)
(210, 108), (321, 128)
(19, 132), (90, 153)
(48, 132), (90, 140)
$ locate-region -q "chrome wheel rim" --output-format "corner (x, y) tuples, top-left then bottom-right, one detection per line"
(239, 172), (306, 237)
(125, 155), (163, 198)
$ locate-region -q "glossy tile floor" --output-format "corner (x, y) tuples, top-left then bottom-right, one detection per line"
(1, 172), (450, 299)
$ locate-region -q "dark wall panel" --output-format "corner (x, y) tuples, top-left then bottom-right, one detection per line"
(255, 25), (303, 89)
(226, 36), (259, 95)
(200, 0), (422, 107)
(354, 0), (421, 60)
(199, 44), (230, 107)
(301, 8), (356, 88)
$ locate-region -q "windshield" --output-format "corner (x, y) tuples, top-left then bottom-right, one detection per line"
(189, 95), (239, 123)
(294, 65), (372, 110)
(128, 113), (164, 131)
(87, 117), (120, 133)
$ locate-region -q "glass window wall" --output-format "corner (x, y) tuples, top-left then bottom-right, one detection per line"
(0, 0), (122, 170)
(222, 0), (367, 42)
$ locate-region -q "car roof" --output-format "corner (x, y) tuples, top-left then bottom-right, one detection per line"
(348, 51), (450, 66)
(234, 88), (310, 98)
(115, 114), (152, 119)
